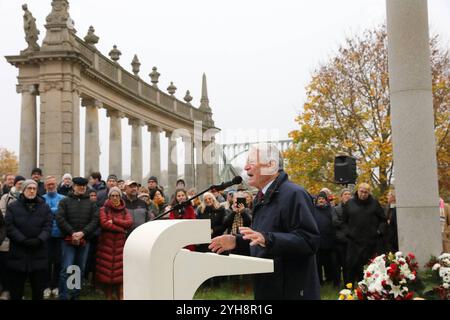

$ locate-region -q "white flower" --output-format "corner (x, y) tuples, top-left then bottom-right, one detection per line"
(439, 267), (450, 278)
(395, 252), (403, 258)
(443, 283), (449, 289)
(339, 289), (352, 296)
(432, 263), (441, 271)
(390, 284), (404, 298)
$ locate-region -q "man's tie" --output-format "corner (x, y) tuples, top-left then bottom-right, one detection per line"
(256, 190), (264, 203)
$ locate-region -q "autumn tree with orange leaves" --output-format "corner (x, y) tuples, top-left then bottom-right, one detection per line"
(0, 147), (19, 181)
(285, 26), (449, 200)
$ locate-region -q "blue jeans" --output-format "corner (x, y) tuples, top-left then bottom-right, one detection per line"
(59, 241), (90, 300)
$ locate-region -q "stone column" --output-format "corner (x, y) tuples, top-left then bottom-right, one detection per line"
(82, 98), (101, 177)
(18, 84), (38, 177)
(210, 136), (220, 186)
(107, 109), (123, 178)
(386, 0), (442, 265)
(183, 136), (194, 188)
(148, 125), (161, 179)
(195, 138), (208, 190)
(130, 118), (143, 184)
(166, 131), (178, 197)
(39, 79), (79, 178)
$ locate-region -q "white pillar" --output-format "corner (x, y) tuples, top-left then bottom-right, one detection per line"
(82, 98), (101, 177)
(148, 125), (161, 180)
(386, 0), (442, 265)
(18, 84), (38, 177)
(195, 139), (208, 190)
(166, 130), (178, 197)
(183, 136), (194, 188)
(107, 109), (123, 178)
(130, 118), (143, 184)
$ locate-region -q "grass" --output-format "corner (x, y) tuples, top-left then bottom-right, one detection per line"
(22, 277), (340, 300)
(193, 277), (340, 300)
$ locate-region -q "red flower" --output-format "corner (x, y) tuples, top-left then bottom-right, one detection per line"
(366, 272), (372, 277)
(404, 292), (414, 300)
(408, 253), (415, 260)
(356, 288), (364, 300)
(390, 263), (398, 271)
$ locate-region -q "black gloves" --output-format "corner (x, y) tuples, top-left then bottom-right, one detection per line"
(23, 238), (42, 248)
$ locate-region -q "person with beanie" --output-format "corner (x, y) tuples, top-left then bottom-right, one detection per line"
(4, 179), (52, 300)
(313, 191), (339, 287)
(0, 175), (26, 300)
(96, 186), (132, 300)
(96, 174), (119, 207)
(57, 173), (73, 196)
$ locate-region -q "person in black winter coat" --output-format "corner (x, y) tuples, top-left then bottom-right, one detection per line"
(4, 179), (52, 300)
(196, 193), (227, 252)
(342, 183), (386, 284)
(0, 213), (5, 246)
(209, 143), (321, 300)
(313, 191), (339, 286)
(332, 188), (352, 286)
(56, 177), (99, 300)
(384, 189), (398, 253)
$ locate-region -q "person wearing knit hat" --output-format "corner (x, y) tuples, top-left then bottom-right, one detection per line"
(340, 188), (352, 198)
(0, 178), (26, 215)
(4, 176), (51, 300)
(13, 175), (26, 186)
(108, 186), (122, 199)
(22, 179), (38, 192)
(96, 184), (132, 299)
(57, 174), (73, 196)
(62, 173), (72, 181)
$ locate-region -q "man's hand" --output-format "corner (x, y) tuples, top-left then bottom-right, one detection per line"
(239, 227), (266, 247)
(72, 231), (85, 240)
(209, 235), (236, 254)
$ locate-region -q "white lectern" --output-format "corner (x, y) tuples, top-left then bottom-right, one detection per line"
(123, 220), (273, 300)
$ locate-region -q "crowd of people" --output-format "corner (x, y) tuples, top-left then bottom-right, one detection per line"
(0, 154), (449, 300)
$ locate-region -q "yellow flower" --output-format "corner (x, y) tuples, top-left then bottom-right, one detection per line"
(346, 283), (353, 289)
(347, 295), (354, 300)
(339, 294), (345, 300)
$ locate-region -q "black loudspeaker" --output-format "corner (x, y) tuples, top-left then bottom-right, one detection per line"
(334, 155), (357, 184)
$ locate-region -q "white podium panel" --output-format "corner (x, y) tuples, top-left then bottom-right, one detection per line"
(123, 220), (273, 300)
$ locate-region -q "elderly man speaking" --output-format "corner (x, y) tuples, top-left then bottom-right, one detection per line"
(209, 143), (321, 299)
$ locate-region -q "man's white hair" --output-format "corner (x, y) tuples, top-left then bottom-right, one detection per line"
(249, 142), (283, 174)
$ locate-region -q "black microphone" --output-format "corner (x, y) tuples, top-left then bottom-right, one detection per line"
(211, 176), (243, 191)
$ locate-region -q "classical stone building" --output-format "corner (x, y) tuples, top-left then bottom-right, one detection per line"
(6, 0), (220, 196)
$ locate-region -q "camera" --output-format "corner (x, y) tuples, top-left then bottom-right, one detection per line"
(236, 197), (247, 208)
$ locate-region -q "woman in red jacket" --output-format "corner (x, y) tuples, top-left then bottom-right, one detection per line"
(168, 189), (196, 251)
(96, 187), (133, 300)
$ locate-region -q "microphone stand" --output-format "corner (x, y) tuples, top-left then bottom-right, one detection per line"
(151, 184), (219, 221)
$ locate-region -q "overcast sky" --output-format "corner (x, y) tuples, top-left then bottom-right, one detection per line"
(0, 0), (449, 178)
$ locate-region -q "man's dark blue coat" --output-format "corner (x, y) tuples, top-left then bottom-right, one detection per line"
(236, 171), (321, 300)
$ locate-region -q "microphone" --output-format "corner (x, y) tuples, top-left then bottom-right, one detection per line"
(211, 176), (243, 191)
